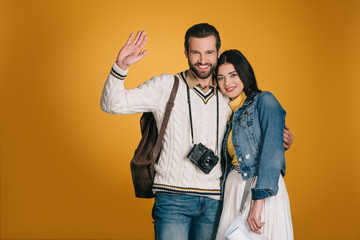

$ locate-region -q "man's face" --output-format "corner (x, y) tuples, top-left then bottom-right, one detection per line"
(185, 36), (219, 80)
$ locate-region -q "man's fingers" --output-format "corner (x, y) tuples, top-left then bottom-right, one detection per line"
(126, 33), (134, 45)
(284, 127), (294, 149)
(141, 50), (149, 56)
(132, 30), (142, 45)
(284, 126), (294, 140)
(284, 133), (290, 140)
(134, 30), (146, 46)
(131, 50), (148, 63)
(284, 135), (292, 144)
(284, 128), (291, 137)
(285, 131), (293, 138)
(138, 34), (148, 50)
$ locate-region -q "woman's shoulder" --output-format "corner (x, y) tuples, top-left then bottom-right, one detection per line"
(257, 91), (277, 102)
(256, 91), (284, 110)
(257, 90), (274, 99)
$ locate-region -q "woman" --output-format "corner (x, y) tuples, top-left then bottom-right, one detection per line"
(215, 50), (293, 240)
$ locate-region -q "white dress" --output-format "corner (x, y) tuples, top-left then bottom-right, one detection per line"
(216, 169), (294, 240)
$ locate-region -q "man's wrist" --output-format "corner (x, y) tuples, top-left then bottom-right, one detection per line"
(115, 61), (128, 71)
(111, 62), (128, 80)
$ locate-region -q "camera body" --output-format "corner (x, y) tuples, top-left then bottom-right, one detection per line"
(186, 143), (219, 174)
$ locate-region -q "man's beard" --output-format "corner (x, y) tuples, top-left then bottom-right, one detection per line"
(188, 60), (216, 80)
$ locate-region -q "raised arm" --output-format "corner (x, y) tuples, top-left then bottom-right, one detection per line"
(100, 31), (173, 115)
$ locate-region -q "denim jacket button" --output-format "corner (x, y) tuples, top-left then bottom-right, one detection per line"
(234, 119), (238, 123)
(234, 144), (238, 147)
(243, 173), (248, 177)
(238, 158), (242, 162)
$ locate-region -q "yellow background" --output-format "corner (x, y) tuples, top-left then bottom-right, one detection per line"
(1, 0), (359, 239)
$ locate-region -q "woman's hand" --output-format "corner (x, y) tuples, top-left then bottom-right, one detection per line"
(247, 199), (265, 234)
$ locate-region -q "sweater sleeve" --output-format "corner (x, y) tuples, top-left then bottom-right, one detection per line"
(100, 63), (173, 115)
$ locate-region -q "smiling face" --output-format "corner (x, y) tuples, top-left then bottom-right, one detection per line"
(185, 36), (219, 80)
(216, 62), (244, 100)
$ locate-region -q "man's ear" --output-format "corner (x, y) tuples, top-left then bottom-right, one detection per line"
(218, 48), (221, 58)
(184, 49), (188, 58)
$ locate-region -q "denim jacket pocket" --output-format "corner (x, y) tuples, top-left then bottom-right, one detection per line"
(239, 104), (255, 127)
(237, 106), (258, 156)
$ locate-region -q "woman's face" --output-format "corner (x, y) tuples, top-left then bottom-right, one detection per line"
(217, 63), (244, 100)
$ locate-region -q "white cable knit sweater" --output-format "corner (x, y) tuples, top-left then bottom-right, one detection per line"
(101, 63), (231, 199)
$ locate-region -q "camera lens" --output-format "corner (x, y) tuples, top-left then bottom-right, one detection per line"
(202, 159), (210, 167)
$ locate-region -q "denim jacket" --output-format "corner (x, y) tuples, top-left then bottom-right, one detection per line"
(221, 91), (286, 200)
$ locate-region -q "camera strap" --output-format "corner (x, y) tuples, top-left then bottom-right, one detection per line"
(185, 79), (219, 155)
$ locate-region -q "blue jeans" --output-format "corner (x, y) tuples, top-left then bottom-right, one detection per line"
(153, 193), (222, 240)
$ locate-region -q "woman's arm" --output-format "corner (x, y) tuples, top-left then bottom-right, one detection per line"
(247, 92), (286, 233)
(247, 199), (265, 234)
(251, 91), (286, 200)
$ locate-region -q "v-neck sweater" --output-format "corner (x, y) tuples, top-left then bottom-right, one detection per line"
(101, 63), (232, 199)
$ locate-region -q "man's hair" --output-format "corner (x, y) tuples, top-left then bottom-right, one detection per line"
(215, 50), (261, 96)
(184, 23), (221, 52)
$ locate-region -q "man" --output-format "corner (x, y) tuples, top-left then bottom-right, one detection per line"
(101, 23), (293, 240)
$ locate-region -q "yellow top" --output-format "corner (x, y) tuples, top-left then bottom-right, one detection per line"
(227, 92), (247, 166)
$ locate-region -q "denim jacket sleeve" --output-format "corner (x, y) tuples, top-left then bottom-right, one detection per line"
(251, 92), (286, 200)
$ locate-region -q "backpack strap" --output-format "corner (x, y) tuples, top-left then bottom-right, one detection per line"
(151, 76), (180, 163)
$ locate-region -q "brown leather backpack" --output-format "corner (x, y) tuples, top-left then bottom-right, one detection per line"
(130, 76), (179, 198)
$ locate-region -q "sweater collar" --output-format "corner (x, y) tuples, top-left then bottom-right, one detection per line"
(185, 70), (216, 93)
